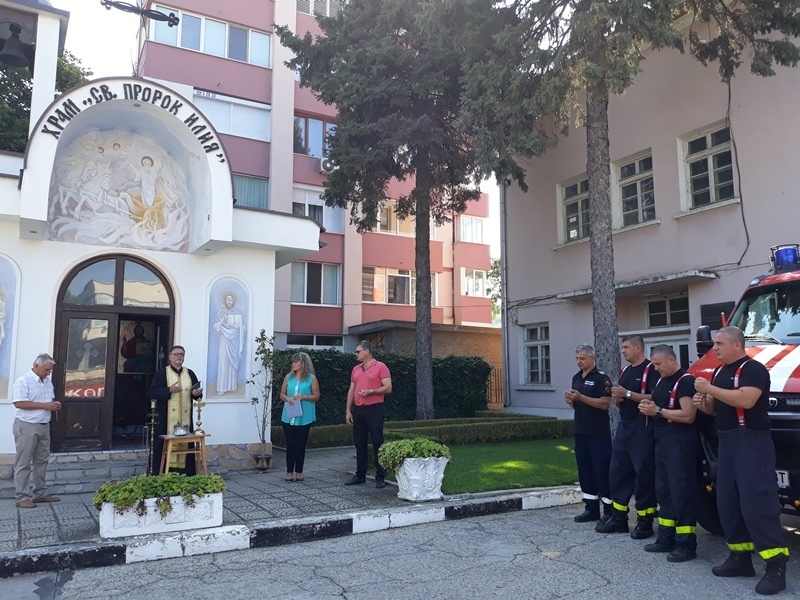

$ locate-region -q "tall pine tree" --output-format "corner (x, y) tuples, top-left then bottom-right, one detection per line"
(276, 0), (496, 419)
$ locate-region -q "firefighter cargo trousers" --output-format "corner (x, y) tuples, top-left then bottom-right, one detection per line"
(654, 424), (698, 550)
(717, 427), (788, 560)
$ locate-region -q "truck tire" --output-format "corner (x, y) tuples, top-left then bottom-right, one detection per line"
(696, 487), (724, 535)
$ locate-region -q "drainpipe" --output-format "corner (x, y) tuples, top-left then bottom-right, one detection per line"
(499, 178), (512, 407)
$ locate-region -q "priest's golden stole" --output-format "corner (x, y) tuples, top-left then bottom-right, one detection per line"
(165, 367), (193, 469)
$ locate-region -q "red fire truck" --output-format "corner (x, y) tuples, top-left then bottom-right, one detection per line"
(691, 244), (800, 534)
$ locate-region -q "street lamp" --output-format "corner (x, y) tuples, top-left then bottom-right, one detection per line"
(100, 1), (180, 27)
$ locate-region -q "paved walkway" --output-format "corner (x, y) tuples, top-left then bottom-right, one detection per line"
(0, 446), (580, 577)
(0, 447), (404, 553)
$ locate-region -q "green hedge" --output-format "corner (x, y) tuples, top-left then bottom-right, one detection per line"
(270, 350), (493, 426)
(384, 419), (573, 446)
(271, 417), (572, 449)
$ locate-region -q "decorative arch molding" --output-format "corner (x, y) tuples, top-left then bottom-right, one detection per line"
(21, 77), (234, 254)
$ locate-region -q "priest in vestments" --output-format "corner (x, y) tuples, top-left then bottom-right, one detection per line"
(149, 345), (203, 475)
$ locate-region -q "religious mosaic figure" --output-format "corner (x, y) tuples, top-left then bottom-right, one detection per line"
(213, 292), (246, 394)
(0, 284), (6, 349)
(45, 130), (190, 252)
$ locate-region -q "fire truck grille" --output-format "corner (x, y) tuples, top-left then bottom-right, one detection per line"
(769, 394), (800, 412)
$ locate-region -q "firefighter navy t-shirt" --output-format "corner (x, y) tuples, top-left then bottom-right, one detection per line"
(713, 356), (771, 431)
(571, 367), (612, 437)
(618, 360), (660, 421)
(652, 369), (695, 429)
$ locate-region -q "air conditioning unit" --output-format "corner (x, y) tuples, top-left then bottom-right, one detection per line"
(319, 156), (336, 174)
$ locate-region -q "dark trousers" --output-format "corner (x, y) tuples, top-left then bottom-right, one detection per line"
(609, 417), (657, 515)
(654, 425), (697, 550)
(717, 427), (787, 559)
(352, 403), (385, 479)
(574, 433), (612, 515)
(283, 422), (312, 474)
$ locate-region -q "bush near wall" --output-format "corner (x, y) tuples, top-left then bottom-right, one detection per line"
(270, 350), (493, 426)
(271, 416), (572, 449)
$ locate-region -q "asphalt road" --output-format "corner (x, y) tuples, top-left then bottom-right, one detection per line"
(4, 504), (800, 599)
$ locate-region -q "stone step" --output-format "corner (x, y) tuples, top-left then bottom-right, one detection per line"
(0, 463), (149, 499)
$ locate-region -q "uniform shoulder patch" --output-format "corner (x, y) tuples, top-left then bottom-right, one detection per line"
(598, 371), (606, 375)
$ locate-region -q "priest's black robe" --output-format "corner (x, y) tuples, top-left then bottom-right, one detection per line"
(148, 365), (200, 475)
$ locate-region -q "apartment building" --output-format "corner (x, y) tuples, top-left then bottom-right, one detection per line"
(502, 25), (800, 416)
(137, 0), (496, 355)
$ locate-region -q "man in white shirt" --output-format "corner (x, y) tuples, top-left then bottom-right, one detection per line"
(12, 354), (62, 508)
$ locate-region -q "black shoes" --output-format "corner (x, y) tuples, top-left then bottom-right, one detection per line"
(756, 555), (788, 596)
(644, 541), (675, 553)
(667, 547), (697, 563)
(344, 476), (366, 486)
(595, 515), (629, 534)
(574, 509), (601, 523)
(712, 551), (755, 578)
(630, 516), (655, 540)
(375, 476), (386, 488)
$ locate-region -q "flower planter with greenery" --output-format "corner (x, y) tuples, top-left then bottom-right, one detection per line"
(378, 438), (451, 502)
(94, 473), (226, 538)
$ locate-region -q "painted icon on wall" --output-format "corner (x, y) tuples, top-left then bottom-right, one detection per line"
(207, 278), (248, 398)
(117, 320), (156, 374)
(45, 130), (191, 252)
(0, 256), (17, 399)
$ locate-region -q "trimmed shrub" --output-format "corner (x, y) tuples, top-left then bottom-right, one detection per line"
(270, 349), (493, 426)
(272, 417), (572, 449)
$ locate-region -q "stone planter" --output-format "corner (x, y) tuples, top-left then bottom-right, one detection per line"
(99, 492), (223, 538)
(395, 457), (449, 502)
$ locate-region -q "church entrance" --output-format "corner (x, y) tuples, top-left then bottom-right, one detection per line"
(52, 255), (174, 451)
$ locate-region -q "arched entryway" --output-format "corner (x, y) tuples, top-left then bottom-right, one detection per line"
(53, 255), (174, 451)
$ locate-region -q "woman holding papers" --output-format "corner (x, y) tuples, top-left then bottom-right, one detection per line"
(279, 352), (320, 482)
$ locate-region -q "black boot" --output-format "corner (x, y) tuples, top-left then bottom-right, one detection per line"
(596, 509), (629, 533)
(667, 546), (697, 563)
(755, 554), (788, 595)
(574, 500), (600, 523)
(630, 515), (654, 540)
(712, 551), (755, 578)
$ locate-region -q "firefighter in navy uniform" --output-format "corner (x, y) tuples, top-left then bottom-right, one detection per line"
(597, 335), (660, 538)
(564, 344), (613, 522)
(638, 344), (698, 562)
(695, 326), (789, 596)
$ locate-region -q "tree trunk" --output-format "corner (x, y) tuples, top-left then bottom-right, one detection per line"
(585, 24), (620, 429)
(414, 166), (435, 420)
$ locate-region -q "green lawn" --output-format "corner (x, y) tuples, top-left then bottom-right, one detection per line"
(440, 437), (578, 494)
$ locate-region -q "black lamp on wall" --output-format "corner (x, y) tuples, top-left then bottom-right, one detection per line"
(100, 0), (180, 27)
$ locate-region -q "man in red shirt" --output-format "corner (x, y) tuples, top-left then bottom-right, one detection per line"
(345, 340), (392, 488)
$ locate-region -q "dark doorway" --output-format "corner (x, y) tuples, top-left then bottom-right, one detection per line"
(53, 256), (174, 451)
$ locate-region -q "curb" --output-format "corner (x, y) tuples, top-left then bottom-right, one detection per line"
(0, 485), (581, 577)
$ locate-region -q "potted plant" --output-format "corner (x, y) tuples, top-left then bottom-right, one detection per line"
(378, 438), (451, 501)
(93, 473), (225, 538)
(246, 329), (275, 471)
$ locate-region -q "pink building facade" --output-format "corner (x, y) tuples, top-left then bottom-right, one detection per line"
(139, 1), (494, 352)
(502, 29), (800, 416)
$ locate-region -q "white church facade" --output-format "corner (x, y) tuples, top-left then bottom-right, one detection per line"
(0, 1), (319, 467)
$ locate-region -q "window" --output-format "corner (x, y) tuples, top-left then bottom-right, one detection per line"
(362, 267), (430, 305)
(287, 334), (343, 348)
(152, 6), (271, 67)
(377, 200), (414, 236)
(686, 126), (734, 208)
(291, 262), (339, 305)
(293, 187), (346, 233)
(193, 92), (271, 141)
(523, 324), (550, 385)
(293, 115), (336, 158)
(234, 175), (269, 210)
(297, 0), (342, 17)
(463, 269), (488, 297)
(646, 295), (689, 328)
(460, 216), (484, 243)
(619, 155), (656, 227)
(563, 178), (589, 242)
